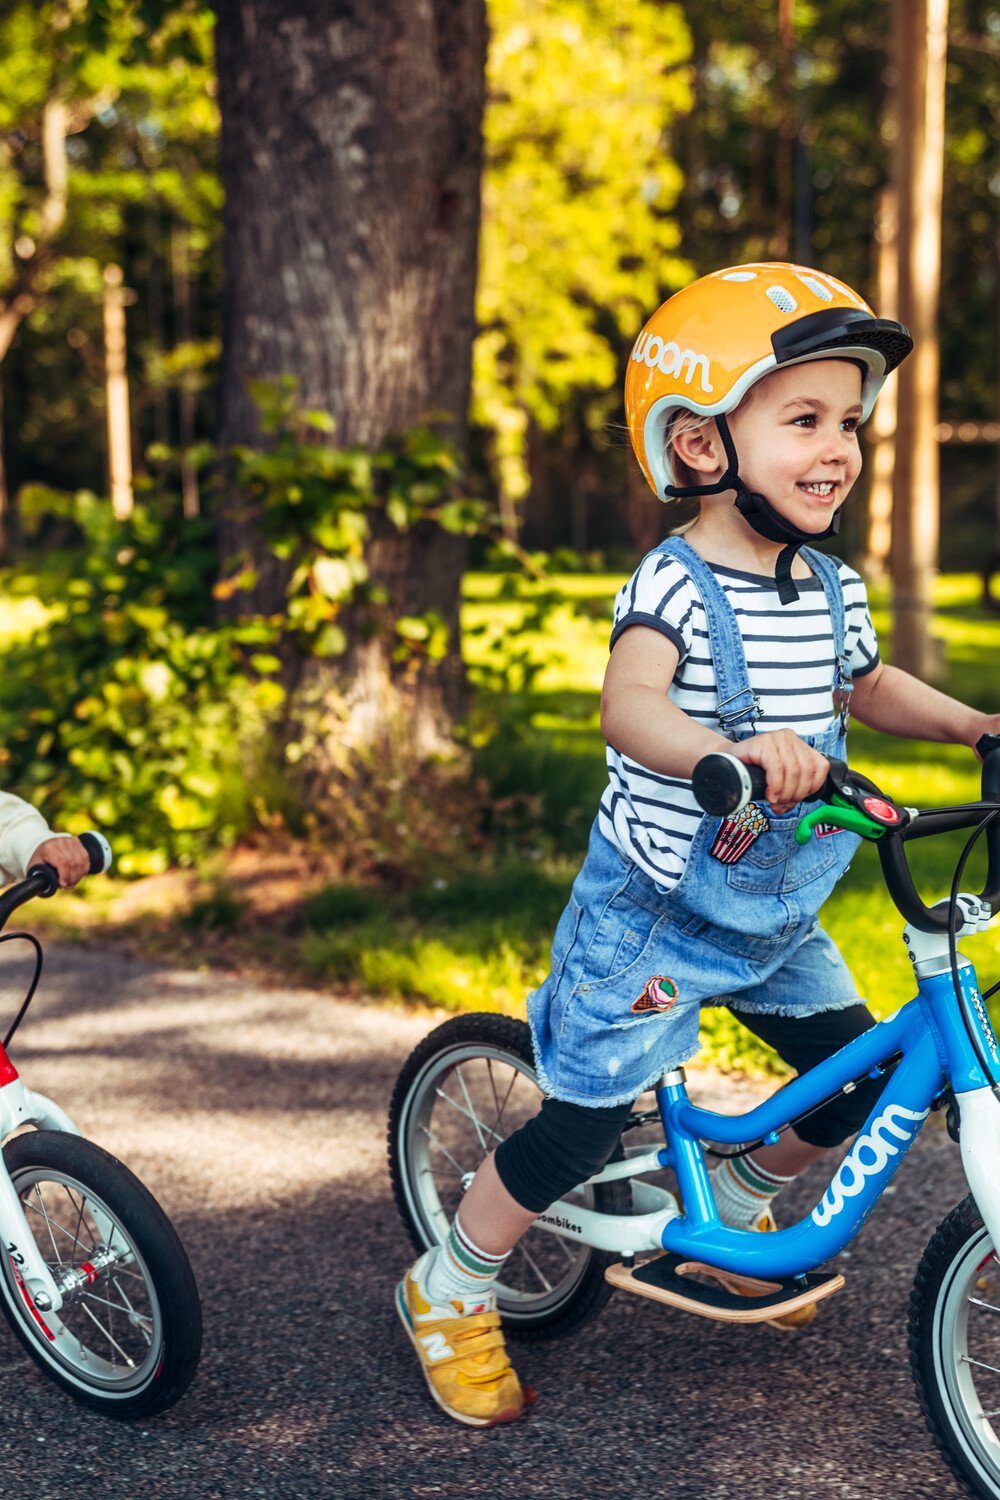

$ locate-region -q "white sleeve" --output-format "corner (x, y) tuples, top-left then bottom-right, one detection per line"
(0, 792), (66, 884)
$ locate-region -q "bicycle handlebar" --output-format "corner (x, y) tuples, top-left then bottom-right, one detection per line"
(0, 831), (113, 933)
(691, 739), (1000, 935)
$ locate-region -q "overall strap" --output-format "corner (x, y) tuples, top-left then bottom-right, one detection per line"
(656, 536), (761, 740)
(799, 546), (852, 730)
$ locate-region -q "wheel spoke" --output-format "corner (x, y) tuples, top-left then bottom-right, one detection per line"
(399, 1033), (603, 1330)
(433, 1076), (506, 1150)
(79, 1298), (137, 1367)
(512, 1237), (555, 1294)
(969, 1296), (1000, 1316)
(963, 1355), (1000, 1379)
(454, 1065), (490, 1155)
(27, 1183), (66, 1264)
(486, 1058), (521, 1143)
(24, 1186), (97, 1260)
(418, 1123), (467, 1178)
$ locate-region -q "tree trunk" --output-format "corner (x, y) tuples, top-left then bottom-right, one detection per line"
(213, 0), (486, 760)
(890, 0), (948, 681)
(862, 185), (899, 582)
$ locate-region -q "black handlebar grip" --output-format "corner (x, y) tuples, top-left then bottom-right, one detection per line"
(692, 754), (767, 816)
(79, 831), (113, 875)
(977, 733), (1000, 800)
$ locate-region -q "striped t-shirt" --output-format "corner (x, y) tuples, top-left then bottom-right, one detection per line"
(597, 550), (880, 890)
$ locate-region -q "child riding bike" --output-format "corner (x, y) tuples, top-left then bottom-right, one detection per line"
(396, 261), (1000, 1428)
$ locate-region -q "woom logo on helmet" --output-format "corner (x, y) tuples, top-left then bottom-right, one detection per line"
(810, 1102), (928, 1227)
(630, 331), (714, 394)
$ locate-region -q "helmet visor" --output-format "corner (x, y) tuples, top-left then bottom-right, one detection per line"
(771, 307), (913, 376)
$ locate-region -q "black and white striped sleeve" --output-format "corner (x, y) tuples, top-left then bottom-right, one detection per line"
(839, 562), (881, 678)
(609, 552), (693, 660)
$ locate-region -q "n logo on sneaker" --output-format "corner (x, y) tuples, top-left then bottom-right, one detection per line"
(419, 1331), (454, 1362)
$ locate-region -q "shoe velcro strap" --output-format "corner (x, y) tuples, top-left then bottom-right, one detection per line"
(418, 1309), (501, 1342)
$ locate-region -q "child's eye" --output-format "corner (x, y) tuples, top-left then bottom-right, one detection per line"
(841, 417), (860, 433)
(791, 413), (816, 428)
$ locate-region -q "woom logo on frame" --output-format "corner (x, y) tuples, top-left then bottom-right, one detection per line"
(630, 331), (714, 393)
(810, 1102), (928, 1227)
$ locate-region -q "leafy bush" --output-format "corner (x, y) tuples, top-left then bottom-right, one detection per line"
(0, 489), (283, 873)
(0, 394), (494, 876)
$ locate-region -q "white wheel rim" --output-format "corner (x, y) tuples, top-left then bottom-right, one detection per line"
(932, 1226), (1000, 1491)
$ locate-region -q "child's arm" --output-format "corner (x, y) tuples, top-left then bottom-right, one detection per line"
(850, 662), (996, 751)
(601, 625), (830, 814)
(0, 791), (90, 888)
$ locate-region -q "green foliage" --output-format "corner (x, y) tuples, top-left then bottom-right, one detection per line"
(0, 488), (283, 873)
(1, 0), (219, 496)
(0, 392), (494, 875)
(216, 383), (490, 667)
(475, 0), (693, 506)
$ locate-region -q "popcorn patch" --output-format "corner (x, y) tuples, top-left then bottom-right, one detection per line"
(710, 802), (770, 864)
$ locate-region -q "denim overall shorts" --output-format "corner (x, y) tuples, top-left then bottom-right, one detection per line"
(527, 538), (862, 1107)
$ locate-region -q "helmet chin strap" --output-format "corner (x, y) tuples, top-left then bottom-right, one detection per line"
(664, 413), (840, 605)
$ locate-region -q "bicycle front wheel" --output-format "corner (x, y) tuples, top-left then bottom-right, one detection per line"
(910, 1195), (1000, 1499)
(0, 1130), (202, 1418)
(388, 1013), (631, 1342)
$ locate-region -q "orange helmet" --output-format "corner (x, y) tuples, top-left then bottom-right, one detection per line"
(625, 263), (912, 499)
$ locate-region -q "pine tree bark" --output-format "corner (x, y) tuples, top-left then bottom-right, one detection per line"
(889, 0), (948, 681)
(213, 0), (486, 757)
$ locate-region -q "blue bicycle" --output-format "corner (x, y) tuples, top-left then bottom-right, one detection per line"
(389, 737), (1000, 1499)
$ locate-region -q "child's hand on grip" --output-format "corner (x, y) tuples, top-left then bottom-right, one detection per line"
(731, 730), (829, 816)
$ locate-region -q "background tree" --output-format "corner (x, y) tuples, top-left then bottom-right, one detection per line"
(212, 0), (487, 763)
(0, 1), (219, 512)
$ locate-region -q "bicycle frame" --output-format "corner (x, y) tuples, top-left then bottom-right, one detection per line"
(531, 928), (1000, 1284)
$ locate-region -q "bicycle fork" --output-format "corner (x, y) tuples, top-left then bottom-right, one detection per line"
(0, 1050), (99, 1315)
(956, 1086), (1000, 1251)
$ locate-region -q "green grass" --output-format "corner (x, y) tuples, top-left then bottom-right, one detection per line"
(301, 568), (1000, 1075)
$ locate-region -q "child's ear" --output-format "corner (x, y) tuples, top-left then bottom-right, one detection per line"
(672, 421), (723, 476)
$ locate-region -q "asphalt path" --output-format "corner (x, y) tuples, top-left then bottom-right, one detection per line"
(0, 942), (976, 1500)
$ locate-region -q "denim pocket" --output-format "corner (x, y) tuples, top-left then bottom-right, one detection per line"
(725, 826), (840, 895)
(579, 873), (661, 984)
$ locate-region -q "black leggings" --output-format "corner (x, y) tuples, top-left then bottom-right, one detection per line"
(494, 1003), (886, 1214)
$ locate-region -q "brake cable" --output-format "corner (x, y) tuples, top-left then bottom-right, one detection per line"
(0, 932), (43, 1049)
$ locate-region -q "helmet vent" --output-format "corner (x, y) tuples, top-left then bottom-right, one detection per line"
(796, 273), (834, 302)
(766, 285), (798, 313)
(722, 270), (757, 281)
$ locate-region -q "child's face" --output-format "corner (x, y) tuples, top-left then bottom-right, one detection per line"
(727, 359), (864, 534)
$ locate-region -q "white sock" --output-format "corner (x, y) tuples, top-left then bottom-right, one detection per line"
(422, 1213), (511, 1307)
(711, 1153), (795, 1229)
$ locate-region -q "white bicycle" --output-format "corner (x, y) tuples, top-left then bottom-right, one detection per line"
(0, 834), (201, 1418)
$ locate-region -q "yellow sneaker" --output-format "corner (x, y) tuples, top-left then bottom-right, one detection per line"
(396, 1250), (525, 1426)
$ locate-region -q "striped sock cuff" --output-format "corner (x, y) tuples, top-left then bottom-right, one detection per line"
(728, 1153), (795, 1200)
(445, 1216), (510, 1283)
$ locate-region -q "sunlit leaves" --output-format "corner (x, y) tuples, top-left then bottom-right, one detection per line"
(475, 0), (694, 500)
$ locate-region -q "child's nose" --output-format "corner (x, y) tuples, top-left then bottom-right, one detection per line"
(821, 427), (854, 464)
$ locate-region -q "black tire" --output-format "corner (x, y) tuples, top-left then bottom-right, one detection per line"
(909, 1195), (1000, 1499)
(0, 1130), (202, 1419)
(387, 1012), (631, 1342)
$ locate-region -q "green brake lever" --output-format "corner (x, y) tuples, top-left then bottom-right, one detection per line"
(795, 789), (907, 846)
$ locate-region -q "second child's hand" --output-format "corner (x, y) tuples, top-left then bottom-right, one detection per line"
(729, 730), (829, 816)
